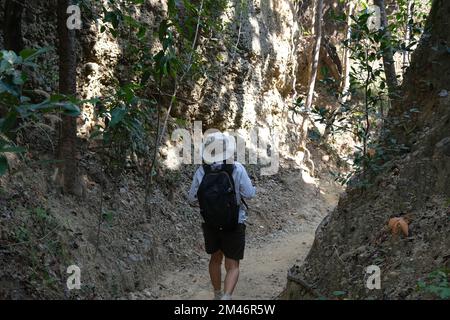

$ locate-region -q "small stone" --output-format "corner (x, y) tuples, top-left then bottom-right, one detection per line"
(438, 89), (448, 97)
(128, 254), (143, 262)
(435, 137), (450, 156)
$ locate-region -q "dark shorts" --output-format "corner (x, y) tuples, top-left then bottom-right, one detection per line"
(201, 223), (246, 260)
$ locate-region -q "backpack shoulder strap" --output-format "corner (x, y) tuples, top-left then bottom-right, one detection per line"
(224, 162), (235, 177)
(225, 163), (249, 210)
(202, 163), (211, 174)
(241, 198), (249, 210)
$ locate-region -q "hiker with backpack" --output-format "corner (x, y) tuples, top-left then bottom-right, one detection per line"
(188, 132), (256, 300)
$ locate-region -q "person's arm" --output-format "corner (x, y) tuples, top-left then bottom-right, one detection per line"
(187, 167), (201, 205)
(239, 165), (256, 199)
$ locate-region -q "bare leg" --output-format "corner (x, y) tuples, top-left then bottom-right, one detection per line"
(209, 251), (223, 291)
(224, 257), (240, 295)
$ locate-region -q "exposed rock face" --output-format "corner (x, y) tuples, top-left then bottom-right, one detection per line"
(284, 0), (450, 300)
(0, 0), (346, 164)
(182, 0), (345, 167)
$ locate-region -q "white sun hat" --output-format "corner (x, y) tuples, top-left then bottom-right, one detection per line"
(201, 131), (236, 164)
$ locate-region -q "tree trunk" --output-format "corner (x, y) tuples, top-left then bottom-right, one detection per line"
(341, 0), (354, 103)
(374, 0), (399, 100)
(298, 0), (323, 176)
(3, 0), (24, 53)
(402, 0), (414, 70)
(57, 0), (80, 196)
(321, 0), (354, 142)
(301, 0), (324, 140)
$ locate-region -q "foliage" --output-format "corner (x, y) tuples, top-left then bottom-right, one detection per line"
(94, 0), (230, 175)
(91, 83), (156, 173)
(153, 0), (230, 85)
(391, 0), (432, 69)
(311, 1), (429, 186)
(310, 7), (390, 185)
(102, 210), (116, 225)
(417, 269), (450, 299)
(0, 49), (81, 175)
(332, 290), (347, 298)
(99, 0), (229, 86)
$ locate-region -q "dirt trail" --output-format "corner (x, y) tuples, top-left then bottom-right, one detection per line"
(157, 226), (317, 300)
(130, 169), (342, 300)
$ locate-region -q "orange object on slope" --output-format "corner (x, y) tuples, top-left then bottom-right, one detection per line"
(388, 217), (409, 237)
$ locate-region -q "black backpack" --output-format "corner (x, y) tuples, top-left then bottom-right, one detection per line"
(197, 162), (239, 231)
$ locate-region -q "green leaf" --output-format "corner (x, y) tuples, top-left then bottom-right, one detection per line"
(332, 291), (346, 297)
(445, 198), (450, 207)
(20, 95), (31, 103)
(89, 128), (103, 140)
(141, 69), (151, 84)
(124, 15), (140, 28)
(168, 0), (177, 18)
(0, 80), (19, 97)
(12, 70), (24, 85)
(121, 85), (136, 103)
(102, 211), (115, 223)
(137, 26), (147, 39)
(24, 99), (49, 110)
(175, 118), (187, 127)
(103, 131), (111, 144)
(0, 50), (19, 68)
(109, 106), (127, 127)
(60, 102), (81, 116)
(159, 20), (170, 42)
(104, 10), (121, 29)
(25, 100), (80, 116)
(110, 29), (118, 38)
(79, 97), (101, 105)
(19, 48), (36, 60)
(49, 94), (65, 102)
(0, 146), (26, 153)
(19, 47), (51, 61)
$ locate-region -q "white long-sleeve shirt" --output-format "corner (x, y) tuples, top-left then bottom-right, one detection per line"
(188, 162), (256, 223)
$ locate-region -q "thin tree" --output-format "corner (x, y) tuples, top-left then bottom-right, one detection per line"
(303, 0), (324, 117)
(341, 0), (355, 103)
(402, 0), (414, 70)
(374, 0), (399, 100)
(299, 0), (323, 175)
(56, 0), (80, 195)
(322, 0), (354, 141)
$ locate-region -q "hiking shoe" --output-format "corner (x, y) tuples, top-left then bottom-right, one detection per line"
(213, 290), (223, 300)
(220, 293), (232, 300)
